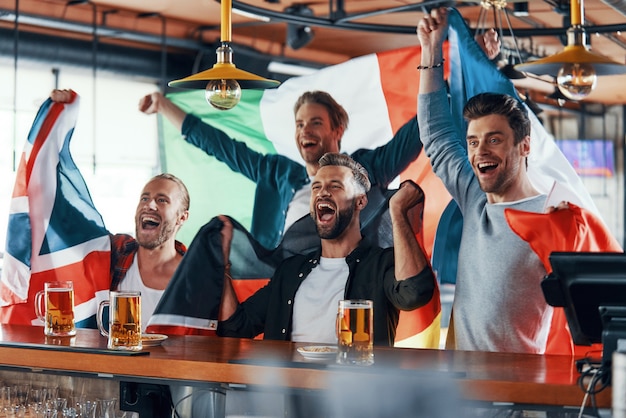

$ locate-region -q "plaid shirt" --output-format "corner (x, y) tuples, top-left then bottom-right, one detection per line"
(109, 234), (187, 291)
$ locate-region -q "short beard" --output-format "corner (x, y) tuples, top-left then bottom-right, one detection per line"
(136, 221), (175, 250)
(315, 202), (355, 240)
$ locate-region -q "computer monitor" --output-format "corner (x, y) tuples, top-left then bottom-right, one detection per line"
(543, 251), (626, 368)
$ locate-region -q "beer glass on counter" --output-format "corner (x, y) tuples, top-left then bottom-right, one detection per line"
(336, 299), (374, 365)
(35, 281), (76, 337)
(97, 291), (142, 351)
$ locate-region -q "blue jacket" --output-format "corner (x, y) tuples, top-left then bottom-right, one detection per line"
(182, 114), (421, 249)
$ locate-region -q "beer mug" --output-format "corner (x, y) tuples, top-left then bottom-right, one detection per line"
(97, 291), (142, 351)
(336, 299), (374, 365)
(35, 281), (76, 337)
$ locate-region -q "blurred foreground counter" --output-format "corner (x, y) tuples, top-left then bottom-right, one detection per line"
(0, 324), (610, 417)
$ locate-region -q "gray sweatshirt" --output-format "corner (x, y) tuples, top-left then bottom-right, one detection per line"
(418, 88), (552, 354)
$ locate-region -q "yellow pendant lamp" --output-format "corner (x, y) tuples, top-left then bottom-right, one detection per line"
(168, 0), (280, 110)
(515, 0), (626, 101)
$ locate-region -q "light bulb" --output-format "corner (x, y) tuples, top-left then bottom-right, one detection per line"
(556, 62), (597, 101)
(205, 79), (241, 110)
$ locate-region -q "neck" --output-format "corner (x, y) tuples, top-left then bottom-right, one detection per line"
(135, 238), (182, 290)
(486, 176), (540, 204)
(306, 162), (320, 177)
(320, 227), (362, 259)
(136, 239), (178, 263)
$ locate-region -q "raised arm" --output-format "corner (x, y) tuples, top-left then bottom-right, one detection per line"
(388, 180), (429, 280)
(417, 7), (449, 95)
(138, 91), (187, 132)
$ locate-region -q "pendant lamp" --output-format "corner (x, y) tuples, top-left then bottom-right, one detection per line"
(514, 0), (626, 101)
(168, 0), (280, 110)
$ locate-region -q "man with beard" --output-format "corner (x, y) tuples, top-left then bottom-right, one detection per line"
(50, 89), (191, 331)
(216, 153), (436, 346)
(109, 173), (190, 331)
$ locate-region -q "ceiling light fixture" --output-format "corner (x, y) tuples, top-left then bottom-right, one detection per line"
(285, 4), (315, 50)
(546, 87), (571, 107)
(168, 0), (279, 110)
(475, 0), (526, 79)
(515, 0), (626, 101)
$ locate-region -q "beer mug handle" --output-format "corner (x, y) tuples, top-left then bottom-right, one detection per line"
(34, 290), (45, 322)
(97, 300), (110, 337)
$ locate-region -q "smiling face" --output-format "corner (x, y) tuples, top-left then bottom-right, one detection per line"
(134, 178), (188, 250)
(466, 114), (530, 199)
(294, 102), (343, 167)
(309, 165), (363, 240)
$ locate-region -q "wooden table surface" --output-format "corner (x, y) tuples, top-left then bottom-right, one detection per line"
(0, 324), (611, 409)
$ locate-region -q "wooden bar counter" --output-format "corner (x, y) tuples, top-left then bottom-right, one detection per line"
(0, 324), (611, 410)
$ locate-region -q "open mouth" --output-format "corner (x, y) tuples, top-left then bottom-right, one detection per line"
(477, 162), (498, 174)
(141, 215), (161, 230)
(301, 140), (317, 150)
(316, 202), (336, 222)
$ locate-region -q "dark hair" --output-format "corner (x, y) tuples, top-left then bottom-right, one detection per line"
(463, 93), (530, 145)
(150, 173), (190, 212)
(294, 91), (349, 149)
(318, 153), (371, 194)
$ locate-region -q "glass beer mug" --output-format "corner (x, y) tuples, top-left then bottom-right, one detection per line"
(35, 281), (77, 337)
(336, 299), (374, 365)
(97, 291), (142, 351)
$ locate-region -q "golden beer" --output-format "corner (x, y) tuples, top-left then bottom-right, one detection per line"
(336, 300), (374, 365)
(35, 281), (76, 337)
(98, 291), (142, 351)
(110, 293), (142, 349)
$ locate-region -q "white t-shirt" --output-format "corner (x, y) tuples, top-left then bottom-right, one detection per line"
(118, 255), (164, 332)
(291, 257), (348, 344)
(283, 180), (313, 233)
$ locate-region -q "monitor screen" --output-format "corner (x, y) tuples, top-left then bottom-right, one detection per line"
(543, 251), (626, 347)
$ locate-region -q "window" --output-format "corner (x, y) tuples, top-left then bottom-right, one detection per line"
(0, 61), (160, 254)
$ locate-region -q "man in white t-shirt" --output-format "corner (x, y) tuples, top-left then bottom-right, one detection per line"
(50, 89), (190, 332)
(109, 173), (189, 331)
(217, 153), (436, 346)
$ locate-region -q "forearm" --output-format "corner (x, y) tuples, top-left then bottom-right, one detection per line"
(418, 45), (446, 95)
(218, 265), (239, 321)
(417, 7), (448, 95)
(159, 97), (186, 132)
(218, 216), (238, 321)
(390, 208), (429, 281)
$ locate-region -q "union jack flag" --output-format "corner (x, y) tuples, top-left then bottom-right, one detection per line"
(0, 90), (110, 328)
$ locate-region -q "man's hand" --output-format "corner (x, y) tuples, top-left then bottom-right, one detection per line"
(138, 91), (186, 131)
(390, 180), (425, 234)
(417, 7), (448, 52)
(389, 180), (429, 281)
(138, 92), (165, 114)
(390, 180), (425, 213)
(546, 201), (570, 213)
(50, 89), (74, 103)
(475, 28), (501, 60)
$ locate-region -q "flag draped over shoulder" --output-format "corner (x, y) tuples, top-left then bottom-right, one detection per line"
(0, 91), (111, 328)
(505, 205), (622, 356)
